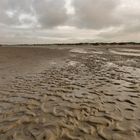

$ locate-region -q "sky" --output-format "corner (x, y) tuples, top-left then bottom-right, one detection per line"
(0, 0), (140, 44)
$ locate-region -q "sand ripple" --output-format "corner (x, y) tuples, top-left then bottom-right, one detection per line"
(0, 46), (140, 140)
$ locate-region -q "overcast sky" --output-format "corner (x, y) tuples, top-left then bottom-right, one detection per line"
(0, 0), (140, 44)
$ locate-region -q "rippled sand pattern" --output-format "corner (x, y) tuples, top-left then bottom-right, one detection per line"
(0, 46), (140, 140)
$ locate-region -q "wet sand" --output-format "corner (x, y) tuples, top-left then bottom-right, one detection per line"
(0, 45), (140, 140)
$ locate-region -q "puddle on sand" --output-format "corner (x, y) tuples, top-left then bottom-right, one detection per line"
(110, 49), (140, 57)
(67, 61), (79, 66)
(121, 49), (140, 53)
(70, 48), (103, 55)
(70, 48), (88, 54)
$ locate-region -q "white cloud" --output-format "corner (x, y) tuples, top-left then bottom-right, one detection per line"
(65, 0), (75, 15)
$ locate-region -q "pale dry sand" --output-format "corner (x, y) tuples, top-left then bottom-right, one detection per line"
(0, 45), (140, 140)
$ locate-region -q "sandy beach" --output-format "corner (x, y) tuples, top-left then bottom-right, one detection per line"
(0, 44), (140, 140)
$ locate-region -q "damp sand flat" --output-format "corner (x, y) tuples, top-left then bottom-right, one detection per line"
(0, 45), (140, 140)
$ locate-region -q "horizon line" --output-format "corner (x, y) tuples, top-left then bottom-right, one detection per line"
(0, 42), (140, 46)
